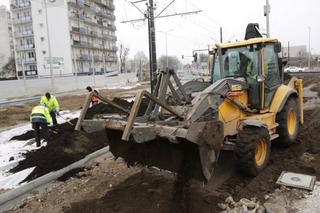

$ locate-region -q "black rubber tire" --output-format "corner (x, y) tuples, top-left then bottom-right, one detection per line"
(276, 97), (299, 147)
(234, 127), (271, 176)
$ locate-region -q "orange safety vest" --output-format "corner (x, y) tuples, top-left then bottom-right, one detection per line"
(91, 95), (99, 103)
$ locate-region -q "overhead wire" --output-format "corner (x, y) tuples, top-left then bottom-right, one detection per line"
(185, 0), (239, 41)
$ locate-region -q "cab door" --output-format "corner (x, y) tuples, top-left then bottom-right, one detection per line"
(262, 44), (282, 108)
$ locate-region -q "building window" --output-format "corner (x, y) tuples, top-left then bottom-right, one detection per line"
(42, 50), (46, 55)
(40, 23), (44, 27)
(38, 9), (42, 14)
(41, 37), (45, 42)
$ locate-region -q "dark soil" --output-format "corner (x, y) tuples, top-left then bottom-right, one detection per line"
(9, 119), (77, 141)
(57, 167), (86, 182)
(84, 98), (132, 119)
(65, 169), (222, 213)
(9, 128), (108, 181)
(84, 97), (148, 119)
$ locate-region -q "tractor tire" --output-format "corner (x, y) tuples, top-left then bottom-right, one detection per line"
(234, 127), (271, 176)
(276, 97), (299, 147)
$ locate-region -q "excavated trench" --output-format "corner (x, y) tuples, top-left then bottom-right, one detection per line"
(7, 76), (320, 212)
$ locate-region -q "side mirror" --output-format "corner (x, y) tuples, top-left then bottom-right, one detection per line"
(257, 74), (265, 82)
(193, 53), (198, 62)
(274, 42), (282, 53)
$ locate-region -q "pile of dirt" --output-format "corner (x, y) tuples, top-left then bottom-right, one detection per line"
(65, 169), (222, 213)
(10, 128), (108, 181)
(85, 97), (148, 119)
(84, 98), (132, 119)
(10, 118), (77, 141)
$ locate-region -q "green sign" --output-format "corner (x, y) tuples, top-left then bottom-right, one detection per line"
(44, 57), (64, 69)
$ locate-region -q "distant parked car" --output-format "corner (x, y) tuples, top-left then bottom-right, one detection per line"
(284, 66), (305, 73)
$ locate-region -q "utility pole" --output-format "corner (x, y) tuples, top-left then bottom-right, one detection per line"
(264, 0), (270, 37)
(44, 0), (55, 94)
(288, 41), (290, 62)
(308, 26), (311, 70)
(21, 52), (27, 95)
(147, 0), (157, 93)
(122, 0), (202, 93)
(91, 51), (96, 87)
(220, 27), (223, 43)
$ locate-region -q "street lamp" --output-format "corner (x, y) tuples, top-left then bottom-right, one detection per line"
(158, 29), (173, 68)
(308, 26), (311, 70)
(264, 0), (271, 37)
(44, 0), (55, 94)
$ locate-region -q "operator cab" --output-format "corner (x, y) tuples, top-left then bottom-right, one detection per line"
(211, 38), (283, 110)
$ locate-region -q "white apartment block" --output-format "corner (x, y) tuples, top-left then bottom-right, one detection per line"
(0, 6), (14, 73)
(10, 0), (117, 77)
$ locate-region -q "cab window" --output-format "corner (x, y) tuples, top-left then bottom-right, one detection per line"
(263, 44), (281, 107)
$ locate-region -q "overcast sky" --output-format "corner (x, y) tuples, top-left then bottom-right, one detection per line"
(2, 0), (319, 60)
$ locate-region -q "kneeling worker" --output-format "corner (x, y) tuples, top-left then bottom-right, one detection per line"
(30, 104), (52, 147)
(40, 92), (60, 126)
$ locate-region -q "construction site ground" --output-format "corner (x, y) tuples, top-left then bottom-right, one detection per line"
(2, 74), (320, 213)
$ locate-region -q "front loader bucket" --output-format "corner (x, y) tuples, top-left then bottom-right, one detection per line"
(76, 75), (224, 182)
(103, 119), (224, 182)
(106, 130), (207, 181)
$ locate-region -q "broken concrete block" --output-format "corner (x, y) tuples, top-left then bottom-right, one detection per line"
(264, 202), (287, 213)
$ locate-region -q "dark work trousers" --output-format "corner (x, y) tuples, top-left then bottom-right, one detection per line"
(50, 111), (57, 126)
(32, 122), (49, 147)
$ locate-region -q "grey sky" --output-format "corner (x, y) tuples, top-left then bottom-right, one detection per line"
(2, 0), (319, 60)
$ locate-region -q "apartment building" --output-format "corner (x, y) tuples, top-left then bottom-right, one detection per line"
(0, 6), (14, 73)
(10, 0), (117, 77)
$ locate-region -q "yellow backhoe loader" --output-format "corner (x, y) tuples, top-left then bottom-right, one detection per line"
(76, 24), (303, 182)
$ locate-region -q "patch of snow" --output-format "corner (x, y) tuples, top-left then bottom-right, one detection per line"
(99, 82), (141, 91)
(0, 124), (31, 145)
(0, 167), (35, 189)
(125, 97), (135, 102)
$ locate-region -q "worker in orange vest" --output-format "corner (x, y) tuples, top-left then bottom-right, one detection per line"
(86, 86), (99, 107)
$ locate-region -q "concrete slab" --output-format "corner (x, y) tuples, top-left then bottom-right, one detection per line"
(276, 171), (316, 191)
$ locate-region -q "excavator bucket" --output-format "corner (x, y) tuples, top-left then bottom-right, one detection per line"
(75, 70), (225, 182)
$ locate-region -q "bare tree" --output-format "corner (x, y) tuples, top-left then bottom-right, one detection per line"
(119, 43), (130, 73)
(1, 57), (16, 78)
(134, 51), (149, 81)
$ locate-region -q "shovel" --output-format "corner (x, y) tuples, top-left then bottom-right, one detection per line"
(57, 113), (74, 126)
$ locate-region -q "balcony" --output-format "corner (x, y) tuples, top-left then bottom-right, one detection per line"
(91, 31), (98, 37)
(105, 56), (117, 62)
(11, 1), (31, 10)
(78, 54), (90, 61)
(24, 57), (36, 64)
(72, 41), (116, 52)
(72, 40), (89, 47)
(14, 30), (33, 38)
(13, 16), (32, 24)
(94, 55), (103, 61)
(71, 26), (80, 32)
(15, 43), (35, 51)
(16, 57), (36, 64)
(80, 41), (89, 47)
